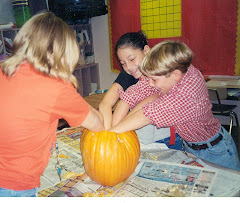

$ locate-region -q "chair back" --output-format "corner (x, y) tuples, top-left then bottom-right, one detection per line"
(208, 88), (228, 104)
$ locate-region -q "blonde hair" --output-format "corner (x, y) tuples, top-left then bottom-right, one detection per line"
(0, 12), (80, 88)
(140, 40), (193, 77)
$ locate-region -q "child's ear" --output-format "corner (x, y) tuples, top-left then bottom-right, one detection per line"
(172, 69), (184, 81)
(143, 45), (150, 55)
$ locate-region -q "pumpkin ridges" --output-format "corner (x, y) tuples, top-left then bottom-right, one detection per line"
(117, 131), (140, 173)
(91, 131), (110, 185)
(97, 132), (113, 184)
(115, 140), (127, 185)
(126, 131), (140, 173)
(116, 133), (129, 179)
(80, 129), (140, 186)
(117, 134), (132, 177)
(106, 146), (118, 185)
(81, 130), (93, 178)
(103, 132), (125, 186)
(92, 131), (101, 182)
(113, 131), (138, 185)
(109, 132), (138, 185)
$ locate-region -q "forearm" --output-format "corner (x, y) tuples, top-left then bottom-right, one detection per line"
(112, 100), (130, 127)
(91, 107), (103, 123)
(110, 109), (151, 133)
(99, 104), (113, 130)
(125, 94), (158, 119)
(99, 83), (122, 129)
(81, 107), (104, 132)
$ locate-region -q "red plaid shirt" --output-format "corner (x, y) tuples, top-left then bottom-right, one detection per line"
(119, 65), (220, 142)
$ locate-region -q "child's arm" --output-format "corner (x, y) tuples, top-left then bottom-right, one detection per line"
(109, 109), (151, 133)
(125, 94), (158, 119)
(99, 83), (122, 130)
(111, 94), (158, 128)
(111, 100), (130, 127)
(81, 107), (105, 132)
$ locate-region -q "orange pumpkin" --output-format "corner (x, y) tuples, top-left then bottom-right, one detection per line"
(80, 129), (140, 186)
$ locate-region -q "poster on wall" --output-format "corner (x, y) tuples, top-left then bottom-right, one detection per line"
(108, 0), (240, 76)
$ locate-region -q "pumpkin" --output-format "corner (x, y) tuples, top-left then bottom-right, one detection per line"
(80, 129), (140, 186)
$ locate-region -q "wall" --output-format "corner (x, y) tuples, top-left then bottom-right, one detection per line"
(109, 0), (239, 76)
(28, 0), (117, 90)
(91, 14), (118, 89)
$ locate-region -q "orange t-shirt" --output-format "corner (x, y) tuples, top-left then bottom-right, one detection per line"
(0, 62), (90, 190)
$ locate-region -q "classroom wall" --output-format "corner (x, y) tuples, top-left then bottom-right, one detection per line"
(91, 14), (118, 90)
(28, 0), (118, 90)
(108, 0), (239, 76)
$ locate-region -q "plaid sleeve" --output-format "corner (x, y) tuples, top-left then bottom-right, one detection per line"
(119, 78), (160, 109)
(142, 72), (207, 128)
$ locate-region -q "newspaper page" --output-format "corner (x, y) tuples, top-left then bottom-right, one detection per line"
(38, 127), (84, 192)
(140, 147), (240, 197)
(38, 127), (240, 197)
(111, 160), (217, 197)
(62, 159), (216, 197)
(61, 177), (127, 197)
(140, 147), (190, 164)
(204, 165), (240, 197)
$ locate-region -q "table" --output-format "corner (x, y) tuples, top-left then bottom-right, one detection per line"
(84, 92), (119, 111)
(205, 75), (240, 128)
(38, 126), (240, 197)
(205, 75), (240, 89)
(83, 93), (106, 110)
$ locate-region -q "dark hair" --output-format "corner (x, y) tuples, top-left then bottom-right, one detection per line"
(115, 30), (148, 55)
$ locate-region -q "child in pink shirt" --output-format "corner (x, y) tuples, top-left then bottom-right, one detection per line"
(110, 40), (240, 171)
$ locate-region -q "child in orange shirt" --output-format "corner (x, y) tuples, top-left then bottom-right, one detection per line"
(0, 12), (104, 197)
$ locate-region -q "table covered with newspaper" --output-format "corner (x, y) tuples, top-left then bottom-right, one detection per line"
(38, 127), (240, 197)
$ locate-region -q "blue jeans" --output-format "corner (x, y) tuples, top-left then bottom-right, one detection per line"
(156, 133), (182, 150)
(183, 126), (240, 171)
(0, 187), (38, 197)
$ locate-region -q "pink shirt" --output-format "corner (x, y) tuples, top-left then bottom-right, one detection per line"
(119, 65), (220, 142)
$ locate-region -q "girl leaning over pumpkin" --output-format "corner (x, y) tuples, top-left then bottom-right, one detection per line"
(0, 12), (104, 197)
(109, 40), (240, 172)
(99, 31), (182, 149)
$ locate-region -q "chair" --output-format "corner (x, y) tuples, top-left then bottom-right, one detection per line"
(208, 88), (239, 135)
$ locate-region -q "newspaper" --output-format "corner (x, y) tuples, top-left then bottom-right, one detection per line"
(38, 127), (240, 197)
(66, 160), (216, 197)
(140, 150), (240, 197)
(39, 127), (84, 192)
(114, 160), (216, 197)
(203, 164), (240, 197)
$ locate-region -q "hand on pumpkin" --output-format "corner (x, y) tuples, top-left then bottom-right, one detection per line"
(81, 107), (104, 132)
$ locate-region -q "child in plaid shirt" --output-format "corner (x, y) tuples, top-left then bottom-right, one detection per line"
(110, 40), (240, 171)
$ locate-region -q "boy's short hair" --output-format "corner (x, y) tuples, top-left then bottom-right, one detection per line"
(140, 40), (193, 76)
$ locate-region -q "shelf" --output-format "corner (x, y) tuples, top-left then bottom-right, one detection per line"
(74, 63), (100, 97)
(0, 23), (99, 98)
(0, 28), (19, 55)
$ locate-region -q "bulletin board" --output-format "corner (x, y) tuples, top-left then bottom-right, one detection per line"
(108, 0), (240, 76)
(140, 0), (181, 39)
